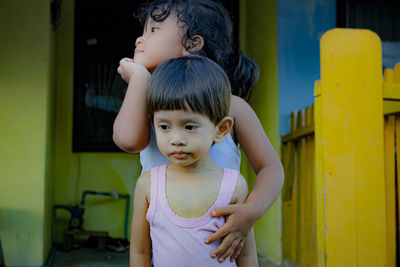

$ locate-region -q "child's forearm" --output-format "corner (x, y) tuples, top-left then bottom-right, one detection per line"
(246, 163), (284, 220)
(230, 95), (284, 220)
(113, 77), (150, 152)
(130, 252), (152, 267)
(236, 229), (258, 267)
(237, 256), (259, 267)
(130, 172), (152, 267)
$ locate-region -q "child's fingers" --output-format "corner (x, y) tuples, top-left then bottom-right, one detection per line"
(210, 234), (235, 258)
(210, 204), (238, 218)
(230, 239), (245, 262)
(119, 58), (127, 65)
(119, 57), (133, 64)
(218, 238), (240, 263)
(205, 224), (230, 244)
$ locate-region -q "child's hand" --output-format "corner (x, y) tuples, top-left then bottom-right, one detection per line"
(117, 58), (150, 83)
(205, 204), (257, 263)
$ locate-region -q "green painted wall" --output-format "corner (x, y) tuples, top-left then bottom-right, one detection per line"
(0, 0), (141, 265)
(0, 0), (280, 265)
(0, 0), (55, 265)
(55, 0), (281, 263)
(240, 0), (282, 264)
(54, 0), (281, 263)
(53, 0), (141, 242)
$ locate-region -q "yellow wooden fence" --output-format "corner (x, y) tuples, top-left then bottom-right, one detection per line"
(281, 29), (400, 267)
(281, 107), (315, 266)
(383, 63), (400, 267)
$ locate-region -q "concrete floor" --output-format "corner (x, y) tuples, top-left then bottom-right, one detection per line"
(51, 248), (283, 267)
(52, 248), (129, 267)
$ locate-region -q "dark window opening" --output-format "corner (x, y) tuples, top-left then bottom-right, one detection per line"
(73, 0), (239, 152)
(336, 0), (400, 69)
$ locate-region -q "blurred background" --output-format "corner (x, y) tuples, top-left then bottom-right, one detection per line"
(0, 0), (399, 266)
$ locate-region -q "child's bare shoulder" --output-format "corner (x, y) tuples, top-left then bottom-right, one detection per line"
(229, 95), (251, 118)
(135, 170), (152, 201)
(231, 173), (249, 205)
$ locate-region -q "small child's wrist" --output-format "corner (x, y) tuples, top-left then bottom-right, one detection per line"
(130, 66), (151, 81)
(244, 202), (262, 222)
(130, 69), (151, 84)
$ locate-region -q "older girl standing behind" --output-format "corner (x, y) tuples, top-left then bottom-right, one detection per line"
(114, 0), (284, 263)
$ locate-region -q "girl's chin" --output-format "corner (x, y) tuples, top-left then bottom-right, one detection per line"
(132, 58), (154, 72)
(168, 158), (208, 168)
(169, 158), (192, 165)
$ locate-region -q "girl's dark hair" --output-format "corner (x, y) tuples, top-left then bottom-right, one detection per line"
(137, 0), (259, 101)
(148, 55), (231, 125)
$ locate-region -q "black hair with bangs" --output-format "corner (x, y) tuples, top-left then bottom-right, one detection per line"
(147, 55), (231, 125)
(136, 0), (258, 101)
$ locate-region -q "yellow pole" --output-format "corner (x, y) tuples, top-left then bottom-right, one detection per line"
(315, 29), (387, 266)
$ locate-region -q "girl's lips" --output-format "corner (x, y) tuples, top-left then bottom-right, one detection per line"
(134, 48), (143, 55)
(170, 151), (190, 159)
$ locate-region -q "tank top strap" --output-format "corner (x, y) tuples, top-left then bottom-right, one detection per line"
(213, 168), (239, 208)
(146, 165), (166, 226)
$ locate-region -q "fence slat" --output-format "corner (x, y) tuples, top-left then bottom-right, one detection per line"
(281, 111), (298, 262)
(394, 63), (400, 82)
(383, 63), (400, 266)
(281, 140), (296, 261)
(296, 110), (306, 264)
(304, 106), (315, 266)
(395, 116), (400, 267)
(384, 115), (396, 267)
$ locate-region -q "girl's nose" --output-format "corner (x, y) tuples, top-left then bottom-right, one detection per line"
(135, 36), (144, 47)
(170, 132), (186, 146)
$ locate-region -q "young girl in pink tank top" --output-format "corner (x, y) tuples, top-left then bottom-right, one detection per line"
(130, 56), (257, 266)
(114, 0), (284, 263)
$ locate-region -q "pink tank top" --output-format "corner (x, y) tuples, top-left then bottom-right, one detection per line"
(146, 165), (238, 267)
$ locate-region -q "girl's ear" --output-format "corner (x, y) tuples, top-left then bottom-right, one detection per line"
(183, 35), (204, 55)
(214, 117), (234, 143)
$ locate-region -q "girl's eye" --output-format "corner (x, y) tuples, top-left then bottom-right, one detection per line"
(185, 125), (198, 131)
(151, 27), (159, 32)
(159, 124), (169, 130)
